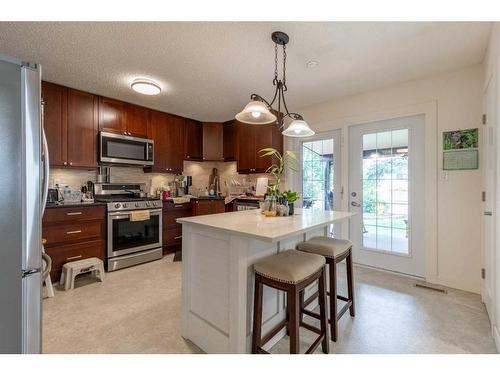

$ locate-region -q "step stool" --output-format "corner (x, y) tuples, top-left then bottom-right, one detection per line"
(60, 257), (104, 291)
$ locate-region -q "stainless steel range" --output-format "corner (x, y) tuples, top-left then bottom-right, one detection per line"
(94, 183), (162, 271)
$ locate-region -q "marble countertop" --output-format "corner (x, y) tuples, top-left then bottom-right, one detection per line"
(177, 208), (355, 242)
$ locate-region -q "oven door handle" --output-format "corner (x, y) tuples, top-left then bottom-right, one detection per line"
(109, 209), (162, 218)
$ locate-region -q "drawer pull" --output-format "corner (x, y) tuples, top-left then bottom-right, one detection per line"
(66, 255), (82, 261)
(66, 212), (82, 216)
(174, 205), (185, 208)
(66, 230), (82, 234)
(174, 235), (182, 240)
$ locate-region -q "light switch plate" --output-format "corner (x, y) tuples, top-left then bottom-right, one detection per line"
(441, 171), (449, 180)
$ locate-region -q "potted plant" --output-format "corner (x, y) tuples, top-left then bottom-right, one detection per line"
(281, 190), (299, 215)
(258, 147), (297, 215)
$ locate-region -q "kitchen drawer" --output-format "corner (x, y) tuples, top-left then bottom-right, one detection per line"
(162, 201), (192, 211)
(43, 206), (106, 224)
(163, 227), (182, 246)
(43, 221), (104, 246)
(46, 239), (104, 282)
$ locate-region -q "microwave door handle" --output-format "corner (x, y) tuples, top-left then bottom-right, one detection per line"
(145, 143), (149, 161)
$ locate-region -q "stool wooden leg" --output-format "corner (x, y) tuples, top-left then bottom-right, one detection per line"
(288, 286), (300, 354)
(318, 267), (330, 353)
(299, 290), (305, 324)
(346, 251), (355, 317)
(252, 274), (263, 354)
(329, 261), (338, 342)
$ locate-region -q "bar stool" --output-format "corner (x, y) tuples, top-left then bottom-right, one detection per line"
(296, 237), (355, 342)
(252, 250), (329, 354)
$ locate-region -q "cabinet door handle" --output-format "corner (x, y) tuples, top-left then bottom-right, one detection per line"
(66, 255), (82, 261)
(66, 212), (82, 216)
(174, 235), (182, 240)
(66, 230), (82, 234)
(63, 161), (68, 166)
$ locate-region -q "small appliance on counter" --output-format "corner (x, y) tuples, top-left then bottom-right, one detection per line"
(46, 188), (59, 205)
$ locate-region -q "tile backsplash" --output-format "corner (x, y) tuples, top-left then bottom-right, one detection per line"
(49, 161), (276, 197)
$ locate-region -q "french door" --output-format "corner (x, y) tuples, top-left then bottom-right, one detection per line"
(349, 115), (425, 277)
(299, 130), (342, 234)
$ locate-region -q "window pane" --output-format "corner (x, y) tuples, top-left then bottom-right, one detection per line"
(360, 128), (410, 255)
(392, 228), (408, 254)
(363, 225), (377, 248)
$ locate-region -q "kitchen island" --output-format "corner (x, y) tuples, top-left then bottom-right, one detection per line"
(177, 208), (354, 353)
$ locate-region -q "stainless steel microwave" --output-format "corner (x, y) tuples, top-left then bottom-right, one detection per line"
(99, 132), (154, 166)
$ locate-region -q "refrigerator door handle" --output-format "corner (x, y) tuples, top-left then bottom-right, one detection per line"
(41, 102), (49, 216)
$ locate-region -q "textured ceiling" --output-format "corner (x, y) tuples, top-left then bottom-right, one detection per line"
(0, 22), (492, 121)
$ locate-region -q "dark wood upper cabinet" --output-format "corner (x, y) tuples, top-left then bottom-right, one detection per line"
(125, 103), (149, 138)
(66, 89), (98, 168)
(167, 115), (185, 173)
(223, 120), (236, 161)
(184, 119), (203, 160)
(255, 124), (274, 171)
(147, 112), (184, 174)
(148, 110), (169, 172)
(42, 81), (67, 167)
(202, 122), (224, 161)
(236, 122), (256, 172)
(98, 97), (126, 135)
(42, 82), (97, 168)
(234, 121), (282, 173)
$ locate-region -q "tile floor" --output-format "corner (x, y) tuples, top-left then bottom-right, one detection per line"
(42, 255), (497, 354)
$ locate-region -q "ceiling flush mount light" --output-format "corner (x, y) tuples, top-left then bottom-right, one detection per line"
(131, 79), (161, 95)
(235, 31), (315, 138)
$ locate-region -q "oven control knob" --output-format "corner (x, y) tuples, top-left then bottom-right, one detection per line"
(152, 202), (157, 207)
(123, 203), (128, 208)
(146, 202), (151, 207)
(135, 203), (140, 208)
(114, 203), (121, 209)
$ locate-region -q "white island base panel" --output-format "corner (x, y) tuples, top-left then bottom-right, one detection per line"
(181, 222), (326, 353)
(179, 211), (352, 353)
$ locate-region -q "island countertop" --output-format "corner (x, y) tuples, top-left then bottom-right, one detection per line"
(177, 208), (355, 243)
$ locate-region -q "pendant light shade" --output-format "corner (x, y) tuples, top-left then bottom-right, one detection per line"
(282, 119), (315, 137)
(235, 100), (277, 125)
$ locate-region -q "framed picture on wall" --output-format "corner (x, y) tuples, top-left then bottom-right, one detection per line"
(442, 128), (479, 170)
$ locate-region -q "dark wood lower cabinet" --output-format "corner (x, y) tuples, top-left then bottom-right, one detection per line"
(43, 206), (106, 282)
(192, 199), (225, 216)
(162, 201), (192, 254)
(162, 199), (226, 254)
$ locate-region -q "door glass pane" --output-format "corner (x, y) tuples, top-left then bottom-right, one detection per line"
(361, 129), (409, 254)
(302, 139), (335, 211)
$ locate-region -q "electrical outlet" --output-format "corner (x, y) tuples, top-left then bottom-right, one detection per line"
(441, 171), (448, 180)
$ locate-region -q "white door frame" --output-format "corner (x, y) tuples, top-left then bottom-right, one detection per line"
(348, 115), (425, 277)
(287, 101), (438, 282)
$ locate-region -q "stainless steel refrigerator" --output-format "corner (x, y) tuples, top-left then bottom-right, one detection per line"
(0, 54), (47, 353)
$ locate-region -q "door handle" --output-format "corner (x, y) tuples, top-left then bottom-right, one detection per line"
(66, 230), (82, 234)
(351, 201), (361, 207)
(484, 211), (493, 216)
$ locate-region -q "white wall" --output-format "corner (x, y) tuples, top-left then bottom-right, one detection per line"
(288, 64), (484, 294)
(483, 22), (500, 351)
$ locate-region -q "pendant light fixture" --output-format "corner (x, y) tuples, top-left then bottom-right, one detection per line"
(235, 31), (315, 137)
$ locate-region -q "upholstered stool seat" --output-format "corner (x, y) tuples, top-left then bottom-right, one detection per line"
(252, 250), (329, 354)
(254, 249), (325, 284)
(296, 237), (355, 342)
(297, 237), (352, 259)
